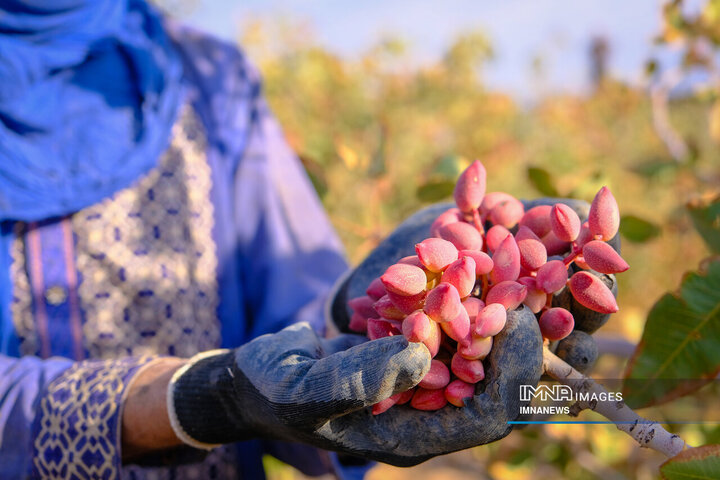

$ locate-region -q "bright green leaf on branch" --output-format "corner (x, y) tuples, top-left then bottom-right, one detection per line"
(661, 444), (720, 480)
(619, 215), (661, 243)
(623, 259), (720, 408)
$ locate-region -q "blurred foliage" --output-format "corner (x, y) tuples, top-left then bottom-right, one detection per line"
(228, 3), (720, 479)
(658, 0), (720, 65)
(651, 0), (720, 156)
(688, 192), (720, 253)
(240, 17), (717, 319)
(619, 215), (662, 243)
(527, 166), (561, 197)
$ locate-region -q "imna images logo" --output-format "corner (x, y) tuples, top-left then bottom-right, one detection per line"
(518, 384), (623, 416)
(520, 384), (574, 402)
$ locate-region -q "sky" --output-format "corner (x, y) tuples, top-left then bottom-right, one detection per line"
(178, 0), (691, 102)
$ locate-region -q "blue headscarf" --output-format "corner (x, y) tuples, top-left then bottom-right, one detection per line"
(0, 0), (182, 221)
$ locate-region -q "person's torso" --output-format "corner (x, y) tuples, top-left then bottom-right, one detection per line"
(8, 107), (222, 362)
(0, 23), (270, 478)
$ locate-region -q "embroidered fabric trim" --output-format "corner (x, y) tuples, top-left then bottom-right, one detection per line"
(31, 356), (155, 479)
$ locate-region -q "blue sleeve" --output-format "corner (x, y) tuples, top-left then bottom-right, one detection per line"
(0, 353), (158, 478)
(233, 64), (349, 339)
(330, 453), (376, 480)
(166, 20), (348, 340)
(0, 354), (71, 477)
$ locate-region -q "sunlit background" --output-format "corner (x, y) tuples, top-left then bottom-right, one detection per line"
(161, 1), (719, 478)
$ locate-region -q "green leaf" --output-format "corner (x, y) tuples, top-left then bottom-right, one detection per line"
(298, 154), (328, 199)
(432, 155), (470, 180)
(619, 215), (661, 243)
(416, 180), (455, 203)
(367, 125), (387, 178)
(687, 194), (720, 254)
(645, 59), (658, 76)
(630, 158), (679, 179)
(623, 259), (720, 408)
(527, 166), (560, 197)
(661, 445), (720, 480)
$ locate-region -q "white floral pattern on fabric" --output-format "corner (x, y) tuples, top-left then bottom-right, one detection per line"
(9, 107), (222, 360)
(72, 107), (221, 359)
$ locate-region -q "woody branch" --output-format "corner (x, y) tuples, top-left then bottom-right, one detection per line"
(542, 347), (688, 458)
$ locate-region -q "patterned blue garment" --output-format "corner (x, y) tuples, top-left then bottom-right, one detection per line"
(0, 12), (369, 480)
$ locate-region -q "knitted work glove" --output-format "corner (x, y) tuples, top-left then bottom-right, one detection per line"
(169, 315), (541, 467)
(325, 203), (544, 465)
(314, 305), (541, 466)
(167, 322), (433, 465)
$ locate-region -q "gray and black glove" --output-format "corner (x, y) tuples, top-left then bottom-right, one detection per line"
(316, 306), (541, 466)
(168, 315), (540, 467)
(321, 199), (618, 462)
(167, 322), (433, 464)
(328, 203), (544, 465)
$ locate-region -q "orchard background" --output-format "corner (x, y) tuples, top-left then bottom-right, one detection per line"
(162, 1), (720, 478)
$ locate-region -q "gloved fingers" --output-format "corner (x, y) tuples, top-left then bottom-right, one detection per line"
(234, 322), (328, 399)
(230, 325), (430, 436)
(238, 321), (430, 404)
(248, 336), (430, 434)
(313, 306), (543, 466)
(293, 336), (431, 419)
(316, 396), (500, 467)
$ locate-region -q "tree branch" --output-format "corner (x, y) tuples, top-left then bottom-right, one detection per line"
(650, 66), (689, 163)
(542, 347), (688, 458)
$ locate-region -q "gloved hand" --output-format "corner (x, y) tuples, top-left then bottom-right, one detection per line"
(323, 198), (618, 463)
(167, 322), (433, 464)
(328, 203), (544, 465)
(168, 313), (540, 467)
(317, 306), (541, 466)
